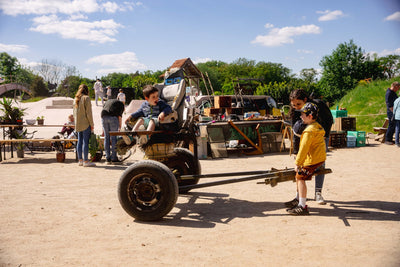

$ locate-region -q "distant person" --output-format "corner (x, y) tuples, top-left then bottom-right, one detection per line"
(94, 78), (104, 106)
(384, 81), (399, 145)
(117, 88), (126, 105)
(289, 89), (333, 205)
(101, 99), (125, 164)
(106, 86), (112, 100)
(125, 85), (172, 136)
(58, 114), (74, 137)
(74, 84), (96, 167)
(285, 102), (326, 215)
(393, 92), (400, 147)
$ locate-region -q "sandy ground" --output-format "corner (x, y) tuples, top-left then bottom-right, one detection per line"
(0, 98), (399, 266)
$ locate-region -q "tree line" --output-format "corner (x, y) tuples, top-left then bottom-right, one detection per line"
(1, 39), (399, 105)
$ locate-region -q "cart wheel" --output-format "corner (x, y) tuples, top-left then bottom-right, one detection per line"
(165, 148), (201, 194)
(118, 160), (178, 221)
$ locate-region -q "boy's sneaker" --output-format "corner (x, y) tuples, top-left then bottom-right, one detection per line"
(284, 198), (299, 209)
(287, 205), (310, 216)
(315, 192), (326, 205)
(78, 161), (83, 166)
(83, 161), (96, 167)
(106, 158), (112, 165)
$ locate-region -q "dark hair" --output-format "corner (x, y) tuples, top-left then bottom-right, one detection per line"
(143, 85), (159, 98)
(289, 89), (308, 101)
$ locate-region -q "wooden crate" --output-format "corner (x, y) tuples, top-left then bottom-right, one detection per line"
(329, 131), (346, 148)
(203, 108), (220, 117)
(225, 107), (244, 115)
(214, 96), (232, 108)
(331, 117), (356, 131)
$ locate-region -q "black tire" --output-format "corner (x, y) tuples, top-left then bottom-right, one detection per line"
(165, 148), (201, 193)
(118, 160), (178, 221)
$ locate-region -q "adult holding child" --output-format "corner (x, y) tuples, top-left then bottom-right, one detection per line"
(73, 84), (96, 167)
(288, 89), (333, 205)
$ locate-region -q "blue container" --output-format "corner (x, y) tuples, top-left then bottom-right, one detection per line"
(331, 109), (348, 119)
(347, 141), (356, 147)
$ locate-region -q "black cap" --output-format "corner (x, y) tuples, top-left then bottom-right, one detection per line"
(296, 102), (319, 117)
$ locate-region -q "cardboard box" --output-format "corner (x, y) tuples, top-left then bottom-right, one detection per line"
(331, 117), (356, 131)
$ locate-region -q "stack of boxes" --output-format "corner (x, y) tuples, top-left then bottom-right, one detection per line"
(330, 107), (366, 148)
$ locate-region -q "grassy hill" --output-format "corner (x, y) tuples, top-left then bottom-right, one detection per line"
(335, 77), (400, 133)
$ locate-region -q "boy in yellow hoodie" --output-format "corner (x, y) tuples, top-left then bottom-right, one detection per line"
(285, 102), (326, 215)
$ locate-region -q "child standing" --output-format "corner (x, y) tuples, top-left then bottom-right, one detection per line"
(285, 102), (326, 215)
(125, 85), (172, 132)
(393, 95), (400, 147)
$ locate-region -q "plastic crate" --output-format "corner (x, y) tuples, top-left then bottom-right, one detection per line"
(346, 136), (356, 142)
(331, 109), (348, 119)
(347, 131), (366, 147)
(347, 141), (356, 147)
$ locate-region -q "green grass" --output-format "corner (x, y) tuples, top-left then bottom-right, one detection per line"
(335, 77), (400, 132)
(21, 96), (46, 103)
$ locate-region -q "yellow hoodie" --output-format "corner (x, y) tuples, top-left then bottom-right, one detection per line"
(295, 121), (326, 167)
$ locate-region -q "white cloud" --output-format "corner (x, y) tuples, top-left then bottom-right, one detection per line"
(86, 52), (147, 75)
(17, 57), (41, 69)
(193, 57), (211, 64)
(251, 24), (321, 47)
(0, 0), (142, 16)
(369, 48), (400, 57)
(384, 11), (400, 21)
(30, 15), (123, 43)
(297, 49), (313, 54)
(0, 43), (29, 53)
(317, 10), (344, 21)
(264, 23), (274, 29)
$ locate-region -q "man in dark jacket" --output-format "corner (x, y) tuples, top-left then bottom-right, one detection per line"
(385, 82), (399, 145)
(101, 99), (125, 164)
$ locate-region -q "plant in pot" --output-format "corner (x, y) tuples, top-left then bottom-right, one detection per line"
(89, 133), (103, 162)
(52, 136), (66, 162)
(36, 116), (44, 125)
(0, 97), (26, 126)
(13, 129), (27, 158)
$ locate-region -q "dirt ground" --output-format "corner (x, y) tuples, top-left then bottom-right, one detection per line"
(0, 137), (399, 266)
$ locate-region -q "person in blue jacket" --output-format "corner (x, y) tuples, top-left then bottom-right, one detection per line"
(125, 85), (172, 132)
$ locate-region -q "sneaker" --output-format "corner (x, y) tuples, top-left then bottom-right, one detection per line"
(122, 135), (132, 145)
(315, 192), (326, 205)
(78, 160), (83, 166)
(111, 159), (123, 165)
(138, 135), (148, 145)
(284, 198), (299, 209)
(106, 158), (112, 165)
(287, 205), (310, 216)
(384, 141), (394, 145)
(83, 161), (96, 167)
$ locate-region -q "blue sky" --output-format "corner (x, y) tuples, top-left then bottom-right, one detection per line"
(0, 0), (399, 80)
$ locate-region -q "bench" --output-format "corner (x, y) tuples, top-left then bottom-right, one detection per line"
(373, 119), (389, 143)
(0, 138), (78, 161)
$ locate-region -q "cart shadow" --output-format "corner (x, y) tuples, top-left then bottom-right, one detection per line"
(140, 195), (400, 228)
(139, 191), (285, 228)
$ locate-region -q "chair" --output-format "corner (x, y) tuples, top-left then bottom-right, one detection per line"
(373, 118), (389, 143)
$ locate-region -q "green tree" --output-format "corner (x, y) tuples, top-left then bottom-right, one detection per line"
(31, 76), (48, 97)
(0, 52), (21, 82)
(379, 54), (400, 79)
(319, 40), (383, 102)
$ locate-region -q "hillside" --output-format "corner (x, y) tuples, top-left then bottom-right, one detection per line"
(335, 77), (400, 132)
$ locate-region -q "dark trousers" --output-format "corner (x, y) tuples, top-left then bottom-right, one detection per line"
(386, 111), (395, 142)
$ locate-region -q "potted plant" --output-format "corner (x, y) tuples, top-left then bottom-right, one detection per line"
(36, 116), (44, 125)
(51, 136), (66, 162)
(13, 129), (27, 158)
(89, 133), (103, 162)
(0, 97), (26, 126)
